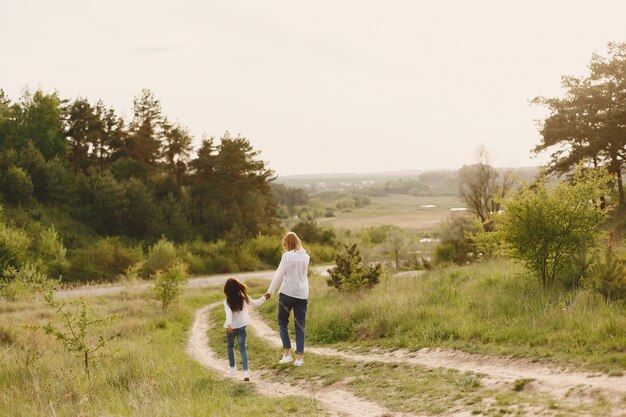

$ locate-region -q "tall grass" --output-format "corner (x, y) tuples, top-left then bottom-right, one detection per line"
(260, 259), (626, 372)
(0, 289), (318, 417)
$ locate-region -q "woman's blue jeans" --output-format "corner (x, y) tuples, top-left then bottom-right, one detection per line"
(278, 293), (308, 354)
(226, 326), (248, 371)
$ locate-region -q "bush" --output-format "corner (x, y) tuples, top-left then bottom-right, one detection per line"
(145, 237), (177, 276)
(68, 237), (144, 282)
(586, 242), (626, 301)
(497, 167), (611, 288)
(435, 214), (477, 265)
(292, 220), (336, 245)
(0, 263), (58, 301)
(327, 243), (382, 291)
(2, 166), (33, 205)
(307, 243), (336, 263)
(0, 219), (31, 274)
(153, 261), (189, 311)
(246, 235), (282, 266)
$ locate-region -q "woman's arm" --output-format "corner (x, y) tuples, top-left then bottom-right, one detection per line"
(266, 254), (287, 296)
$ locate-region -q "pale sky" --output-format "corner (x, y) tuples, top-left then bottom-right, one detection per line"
(2, 0), (626, 175)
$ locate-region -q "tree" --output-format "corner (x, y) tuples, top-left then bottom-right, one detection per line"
(65, 98), (97, 174)
(458, 147), (514, 230)
(379, 228), (411, 269)
(119, 89), (163, 174)
(40, 292), (119, 378)
(189, 133), (279, 239)
(327, 243), (382, 291)
(9, 90), (66, 160)
(533, 43), (626, 204)
(152, 261), (189, 311)
(161, 119), (193, 187)
(497, 166), (611, 288)
(2, 166), (33, 205)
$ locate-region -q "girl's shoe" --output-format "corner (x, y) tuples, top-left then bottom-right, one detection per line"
(278, 355), (292, 364)
(293, 358), (304, 367)
(228, 367), (236, 375)
(243, 370), (250, 381)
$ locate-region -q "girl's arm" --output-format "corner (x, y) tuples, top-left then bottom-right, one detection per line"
(266, 254), (287, 295)
(224, 301), (233, 328)
(247, 296), (266, 307)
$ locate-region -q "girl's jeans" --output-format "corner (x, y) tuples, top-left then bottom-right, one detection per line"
(278, 293), (308, 354)
(226, 326), (248, 371)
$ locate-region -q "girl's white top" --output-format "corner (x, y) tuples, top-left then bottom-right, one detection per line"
(266, 249), (310, 300)
(223, 296), (265, 329)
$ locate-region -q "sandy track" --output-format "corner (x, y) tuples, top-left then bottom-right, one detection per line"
(57, 267), (331, 299)
(248, 309), (626, 412)
(186, 303), (418, 417)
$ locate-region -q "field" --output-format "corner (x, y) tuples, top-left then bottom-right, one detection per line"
(1, 261), (624, 416)
(317, 195), (464, 232)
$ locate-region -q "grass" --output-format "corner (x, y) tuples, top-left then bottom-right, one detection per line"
(317, 194), (464, 231)
(259, 258), (626, 373)
(0, 288), (319, 417)
(208, 304), (614, 416)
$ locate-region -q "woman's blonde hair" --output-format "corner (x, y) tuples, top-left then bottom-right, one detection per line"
(282, 231), (304, 252)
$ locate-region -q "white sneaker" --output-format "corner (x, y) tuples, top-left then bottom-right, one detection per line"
(243, 370), (250, 381)
(294, 358), (304, 367)
(278, 355), (292, 364)
(228, 366), (236, 375)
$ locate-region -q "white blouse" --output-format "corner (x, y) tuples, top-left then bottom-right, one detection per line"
(223, 296), (266, 329)
(266, 250), (310, 300)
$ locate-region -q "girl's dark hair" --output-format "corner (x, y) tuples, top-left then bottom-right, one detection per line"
(224, 278), (249, 312)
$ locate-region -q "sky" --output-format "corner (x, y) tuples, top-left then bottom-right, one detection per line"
(2, 0), (626, 176)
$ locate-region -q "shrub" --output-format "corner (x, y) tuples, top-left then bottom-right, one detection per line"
(153, 261), (189, 311)
(292, 220), (336, 245)
(0, 219), (31, 274)
(435, 214), (477, 265)
(327, 243), (382, 291)
(145, 237), (177, 276)
(68, 237), (144, 282)
(2, 166), (33, 205)
(246, 234), (282, 266)
(586, 242), (626, 301)
(497, 167), (611, 288)
(0, 262), (58, 301)
(40, 292), (119, 378)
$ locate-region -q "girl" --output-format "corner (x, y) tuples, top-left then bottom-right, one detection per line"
(223, 277), (266, 381)
(264, 232), (310, 367)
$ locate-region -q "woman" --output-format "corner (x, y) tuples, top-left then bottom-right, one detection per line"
(264, 231), (310, 366)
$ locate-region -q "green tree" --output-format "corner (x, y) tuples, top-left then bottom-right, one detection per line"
(533, 43), (626, 204)
(161, 120), (193, 187)
(152, 261), (189, 311)
(327, 243), (382, 291)
(497, 166), (611, 288)
(190, 133), (279, 239)
(40, 292), (119, 378)
(121, 89), (163, 174)
(2, 166), (33, 205)
(9, 90), (66, 160)
(379, 228), (411, 269)
(65, 98), (97, 174)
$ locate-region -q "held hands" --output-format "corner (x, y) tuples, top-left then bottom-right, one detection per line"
(227, 325), (233, 334)
(263, 293), (271, 300)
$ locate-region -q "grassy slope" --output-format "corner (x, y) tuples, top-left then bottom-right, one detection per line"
(0, 288), (317, 417)
(259, 259), (626, 373)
